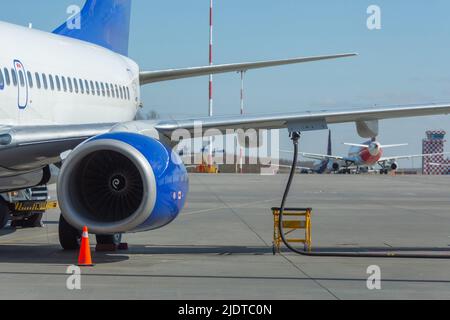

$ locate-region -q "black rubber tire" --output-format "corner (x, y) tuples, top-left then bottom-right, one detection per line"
(0, 201), (10, 229)
(30, 213), (44, 227)
(96, 234), (122, 246)
(58, 215), (82, 250)
(21, 213), (44, 228)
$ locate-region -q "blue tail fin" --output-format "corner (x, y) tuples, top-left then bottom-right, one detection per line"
(53, 0), (132, 56)
(327, 130), (332, 156)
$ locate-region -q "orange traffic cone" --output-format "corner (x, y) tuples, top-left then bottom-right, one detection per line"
(78, 226), (94, 267)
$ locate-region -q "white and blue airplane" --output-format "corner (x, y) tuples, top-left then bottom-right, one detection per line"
(1, 0), (450, 249)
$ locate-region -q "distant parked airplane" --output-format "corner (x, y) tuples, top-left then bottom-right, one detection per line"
(301, 138), (450, 174)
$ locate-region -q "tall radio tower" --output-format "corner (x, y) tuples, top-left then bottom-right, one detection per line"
(209, 0), (213, 118)
(239, 71), (245, 173)
(207, 0), (214, 167)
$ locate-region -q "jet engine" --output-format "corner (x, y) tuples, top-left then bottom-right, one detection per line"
(57, 132), (189, 235)
(390, 162), (398, 171)
(332, 162), (340, 172)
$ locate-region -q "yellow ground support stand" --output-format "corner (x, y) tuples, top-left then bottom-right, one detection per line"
(272, 207), (312, 255)
(196, 162), (219, 174)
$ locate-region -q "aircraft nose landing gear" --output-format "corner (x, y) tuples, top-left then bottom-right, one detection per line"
(58, 215), (82, 250)
(58, 215), (126, 251)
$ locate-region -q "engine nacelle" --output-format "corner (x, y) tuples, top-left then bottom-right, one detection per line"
(390, 162), (399, 171)
(332, 162), (340, 172)
(57, 132), (189, 234)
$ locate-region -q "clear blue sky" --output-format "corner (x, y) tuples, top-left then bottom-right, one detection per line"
(2, 0), (450, 166)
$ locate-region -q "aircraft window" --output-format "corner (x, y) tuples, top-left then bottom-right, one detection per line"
(42, 74), (48, 90)
(18, 70), (25, 87)
(79, 79), (84, 94)
(110, 83), (115, 98)
(68, 78), (73, 93)
(84, 80), (90, 95)
(90, 81), (95, 96)
(27, 71), (33, 88)
(3, 68), (10, 86)
(100, 83), (106, 96)
(73, 78), (79, 93)
(55, 76), (61, 91)
(49, 75), (55, 91)
(11, 69), (17, 87)
(105, 83), (110, 97)
(0, 69), (4, 89)
(115, 85), (119, 98)
(35, 72), (41, 89)
(61, 76), (67, 92)
(94, 81), (100, 96)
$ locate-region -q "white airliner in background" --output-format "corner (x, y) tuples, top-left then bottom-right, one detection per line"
(1, 0), (450, 250)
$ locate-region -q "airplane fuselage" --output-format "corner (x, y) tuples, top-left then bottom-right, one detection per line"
(347, 141), (383, 166)
(0, 21), (140, 127)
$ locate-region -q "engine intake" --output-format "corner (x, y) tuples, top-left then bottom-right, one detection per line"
(74, 150), (145, 223)
(57, 132), (188, 234)
(332, 162), (340, 172)
(390, 162), (398, 171)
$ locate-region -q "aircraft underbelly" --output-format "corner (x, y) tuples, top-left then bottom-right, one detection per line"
(0, 170), (43, 192)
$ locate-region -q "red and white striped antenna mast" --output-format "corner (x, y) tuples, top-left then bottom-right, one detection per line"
(240, 71), (245, 116)
(209, 0), (214, 118)
(239, 70), (246, 173)
(207, 0), (214, 167)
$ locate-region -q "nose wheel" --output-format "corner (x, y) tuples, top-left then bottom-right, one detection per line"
(59, 215), (123, 250)
(58, 215), (82, 250)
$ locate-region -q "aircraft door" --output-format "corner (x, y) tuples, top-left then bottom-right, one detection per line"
(14, 60), (28, 109)
(127, 68), (139, 106)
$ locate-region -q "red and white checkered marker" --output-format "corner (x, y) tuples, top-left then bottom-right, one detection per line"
(422, 130), (450, 175)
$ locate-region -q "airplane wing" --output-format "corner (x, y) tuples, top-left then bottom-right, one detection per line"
(139, 53), (357, 84)
(429, 163), (450, 167)
(300, 152), (347, 162)
(154, 103), (450, 136)
(0, 124), (114, 172)
(2, 103), (450, 173)
(379, 152), (450, 162)
(270, 164), (313, 171)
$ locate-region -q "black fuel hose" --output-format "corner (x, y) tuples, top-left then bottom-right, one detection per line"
(277, 132), (450, 259)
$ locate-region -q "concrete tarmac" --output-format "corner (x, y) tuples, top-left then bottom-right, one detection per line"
(0, 174), (450, 300)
